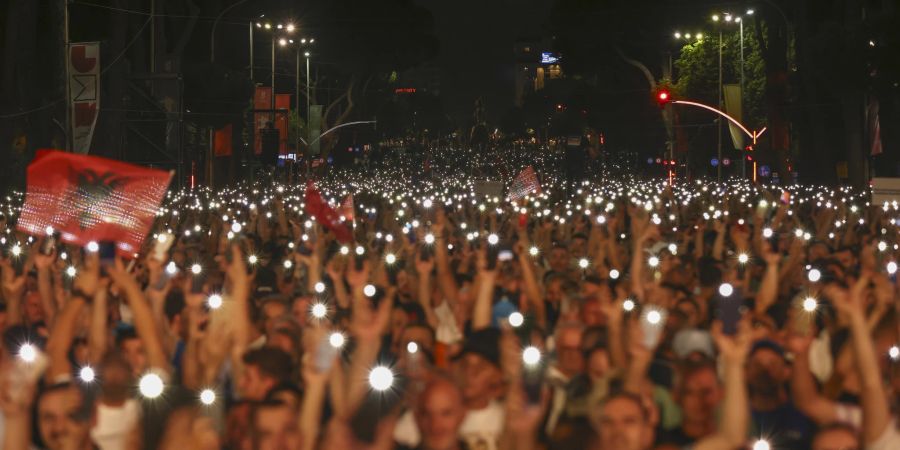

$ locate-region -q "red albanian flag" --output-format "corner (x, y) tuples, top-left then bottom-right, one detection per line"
(509, 166), (542, 202)
(17, 150), (172, 255)
(340, 194), (355, 222)
(304, 181), (353, 243)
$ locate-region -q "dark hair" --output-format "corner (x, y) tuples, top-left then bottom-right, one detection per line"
(115, 327), (140, 347)
(163, 290), (186, 322)
(676, 358), (719, 393)
(597, 391), (651, 422)
(242, 347), (294, 383)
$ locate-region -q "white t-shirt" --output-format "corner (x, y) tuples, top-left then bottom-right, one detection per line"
(91, 399), (141, 450)
(434, 301), (464, 344)
(869, 422), (900, 450)
(394, 400), (505, 450)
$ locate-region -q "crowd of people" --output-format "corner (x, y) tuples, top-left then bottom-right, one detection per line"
(0, 147), (898, 450)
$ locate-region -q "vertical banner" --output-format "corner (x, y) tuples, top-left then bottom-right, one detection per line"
(308, 105), (323, 156)
(723, 84), (745, 150)
(253, 86), (272, 155)
(214, 124), (233, 157)
(867, 97), (883, 156)
(275, 94), (291, 155)
(69, 42), (100, 154)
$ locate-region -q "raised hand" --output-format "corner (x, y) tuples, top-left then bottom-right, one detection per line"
(74, 250), (102, 297)
(711, 317), (753, 365)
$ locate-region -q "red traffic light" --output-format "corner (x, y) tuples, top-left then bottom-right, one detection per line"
(656, 90), (671, 107)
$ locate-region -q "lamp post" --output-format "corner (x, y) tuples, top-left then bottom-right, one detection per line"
(671, 31), (704, 174)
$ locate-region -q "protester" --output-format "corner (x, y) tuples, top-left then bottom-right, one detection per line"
(0, 146), (897, 450)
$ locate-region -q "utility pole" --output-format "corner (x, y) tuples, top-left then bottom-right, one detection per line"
(64, 0), (71, 151)
(717, 29), (723, 182)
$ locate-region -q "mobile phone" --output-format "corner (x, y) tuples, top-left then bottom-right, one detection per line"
(641, 306), (667, 349)
(486, 242), (500, 270)
(354, 248), (365, 271)
(498, 247), (514, 262)
(153, 233), (174, 262)
(40, 234), (58, 256)
(314, 334), (341, 373)
(716, 292), (743, 335)
(8, 349), (48, 405)
(98, 241), (117, 267)
(153, 264), (177, 291)
(522, 359), (546, 405)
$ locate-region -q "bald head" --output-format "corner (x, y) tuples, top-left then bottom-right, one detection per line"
(415, 376), (466, 450)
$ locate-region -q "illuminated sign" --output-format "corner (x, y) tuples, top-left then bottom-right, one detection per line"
(540, 52), (560, 64)
(394, 88), (416, 94)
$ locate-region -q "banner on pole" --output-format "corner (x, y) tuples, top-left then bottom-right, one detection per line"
(253, 86), (272, 155)
(309, 105), (323, 156)
(213, 124), (233, 157)
(723, 84), (745, 151)
(69, 42), (100, 154)
(275, 94), (291, 155)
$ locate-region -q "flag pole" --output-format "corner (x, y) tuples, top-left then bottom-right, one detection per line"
(64, 0), (71, 151)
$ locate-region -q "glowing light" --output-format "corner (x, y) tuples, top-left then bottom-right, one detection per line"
(79, 366), (95, 383)
(648, 256), (659, 267)
(314, 282), (326, 293)
(165, 262), (178, 275)
(200, 389), (216, 405)
(311, 303), (328, 319)
(207, 294), (223, 309)
(808, 268), (822, 283)
(719, 283), (734, 297)
(364, 284), (377, 297)
(578, 258), (589, 269)
(508, 312), (524, 327)
(738, 253), (749, 264)
(888, 261), (898, 275)
(890, 346), (900, 361)
(646, 310), (662, 325)
(86, 241), (99, 253)
(609, 269), (620, 279)
(529, 246), (539, 256)
(623, 299), (635, 311)
(139, 373), (165, 399)
(407, 342), (419, 354)
(762, 227), (773, 238)
(424, 233), (435, 244)
(190, 263), (202, 275)
(802, 297), (817, 312)
(385, 253), (397, 265)
(231, 222), (242, 233)
(66, 266), (77, 277)
(247, 255), (258, 265)
(522, 346), (541, 365)
(283, 259), (293, 269)
(18, 343), (37, 363)
(329, 332), (346, 348)
(368, 366), (394, 391)
(487, 233), (499, 245)
(752, 439), (770, 450)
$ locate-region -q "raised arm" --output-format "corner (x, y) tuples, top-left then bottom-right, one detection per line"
(33, 244), (58, 327)
(694, 318), (751, 450)
(472, 249), (497, 331)
(754, 246), (780, 316)
(826, 274), (891, 445)
(107, 258), (170, 374)
(786, 332), (840, 425)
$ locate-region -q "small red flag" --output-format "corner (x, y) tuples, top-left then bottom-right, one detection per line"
(304, 181), (353, 243)
(340, 195), (355, 222)
(509, 166), (541, 202)
(17, 150), (172, 254)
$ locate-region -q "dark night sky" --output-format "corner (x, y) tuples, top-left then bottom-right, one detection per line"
(416, 0), (554, 124)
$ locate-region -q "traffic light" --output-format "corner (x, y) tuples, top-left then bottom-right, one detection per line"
(656, 90), (671, 108)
